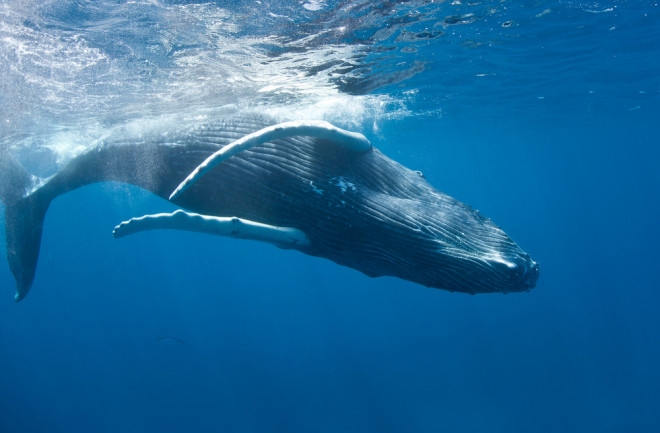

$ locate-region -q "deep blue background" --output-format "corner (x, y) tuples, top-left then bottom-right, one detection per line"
(1, 1), (660, 432)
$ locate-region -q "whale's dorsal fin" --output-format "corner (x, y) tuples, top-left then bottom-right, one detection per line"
(113, 209), (310, 249)
(169, 120), (371, 200)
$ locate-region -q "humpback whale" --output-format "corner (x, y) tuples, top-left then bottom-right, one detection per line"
(0, 115), (539, 302)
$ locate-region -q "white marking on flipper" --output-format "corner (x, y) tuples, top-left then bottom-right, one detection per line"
(113, 209), (310, 249)
(169, 120), (371, 200)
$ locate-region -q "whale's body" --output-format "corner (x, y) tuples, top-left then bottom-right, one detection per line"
(0, 115), (538, 301)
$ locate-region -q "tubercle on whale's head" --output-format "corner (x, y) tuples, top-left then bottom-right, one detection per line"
(511, 256), (540, 291)
(480, 251), (540, 293)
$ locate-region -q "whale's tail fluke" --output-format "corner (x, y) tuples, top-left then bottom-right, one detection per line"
(0, 151), (49, 302)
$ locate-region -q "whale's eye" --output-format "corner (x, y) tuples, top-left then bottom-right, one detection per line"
(414, 170), (425, 179)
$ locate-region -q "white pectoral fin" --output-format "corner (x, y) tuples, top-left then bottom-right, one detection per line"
(113, 209), (310, 249)
(169, 120), (371, 200)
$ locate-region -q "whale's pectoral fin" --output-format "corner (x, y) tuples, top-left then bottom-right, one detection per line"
(113, 209), (310, 249)
(169, 120), (371, 200)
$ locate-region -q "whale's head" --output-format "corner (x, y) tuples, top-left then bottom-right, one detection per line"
(365, 199), (537, 294)
(311, 150), (540, 294)
(340, 188), (540, 294)
(416, 192), (539, 293)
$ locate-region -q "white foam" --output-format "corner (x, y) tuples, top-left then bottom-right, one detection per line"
(259, 94), (412, 135)
(303, 1), (326, 12)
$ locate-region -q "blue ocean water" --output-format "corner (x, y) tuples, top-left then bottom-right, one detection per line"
(1, 1), (659, 432)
